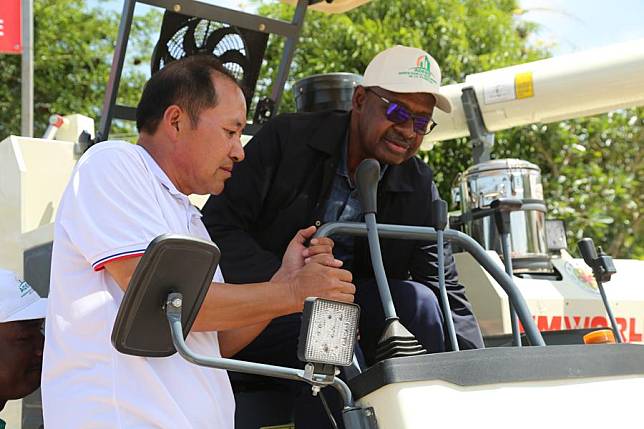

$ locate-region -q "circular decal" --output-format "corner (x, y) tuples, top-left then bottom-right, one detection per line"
(564, 260), (599, 293)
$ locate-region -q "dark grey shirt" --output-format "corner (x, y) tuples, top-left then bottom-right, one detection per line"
(321, 136), (387, 268)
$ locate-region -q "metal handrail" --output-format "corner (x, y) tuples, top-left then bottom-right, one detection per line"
(314, 222), (546, 347)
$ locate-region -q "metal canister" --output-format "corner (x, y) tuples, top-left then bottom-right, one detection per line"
(293, 73), (362, 113)
(457, 159), (550, 273)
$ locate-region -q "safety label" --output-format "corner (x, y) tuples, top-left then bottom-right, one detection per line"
(482, 71), (535, 104)
(483, 75), (516, 104)
(515, 72), (534, 99)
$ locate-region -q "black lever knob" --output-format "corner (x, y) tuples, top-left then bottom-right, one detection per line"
(577, 238), (598, 267)
(431, 199), (449, 231)
(356, 158), (380, 215)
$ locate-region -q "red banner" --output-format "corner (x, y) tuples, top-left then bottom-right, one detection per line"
(0, 0), (22, 54)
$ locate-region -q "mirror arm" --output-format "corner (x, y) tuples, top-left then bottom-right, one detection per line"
(165, 293), (356, 407)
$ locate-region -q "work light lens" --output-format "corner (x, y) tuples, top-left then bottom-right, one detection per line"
(300, 298), (360, 367)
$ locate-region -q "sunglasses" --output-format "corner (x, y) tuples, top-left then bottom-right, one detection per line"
(366, 88), (438, 135)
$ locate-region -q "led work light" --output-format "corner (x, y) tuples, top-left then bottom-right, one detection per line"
(298, 298), (360, 367)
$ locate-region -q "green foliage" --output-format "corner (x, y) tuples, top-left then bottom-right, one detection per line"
(255, 0), (546, 110)
(256, 0), (642, 258)
(0, 0), (160, 139)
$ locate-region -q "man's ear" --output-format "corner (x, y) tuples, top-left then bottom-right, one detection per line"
(162, 105), (183, 137)
(352, 86), (367, 113)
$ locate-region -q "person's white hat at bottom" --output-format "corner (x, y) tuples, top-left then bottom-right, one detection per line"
(0, 268), (47, 323)
(361, 45), (452, 113)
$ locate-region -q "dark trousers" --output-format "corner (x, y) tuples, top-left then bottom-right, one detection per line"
(355, 278), (445, 364)
(233, 278), (445, 428)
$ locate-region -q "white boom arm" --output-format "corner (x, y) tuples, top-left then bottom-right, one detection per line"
(424, 38), (644, 146)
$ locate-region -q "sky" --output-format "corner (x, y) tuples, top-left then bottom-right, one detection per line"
(518, 0), (644, 54)
(92, 0), (644, 57)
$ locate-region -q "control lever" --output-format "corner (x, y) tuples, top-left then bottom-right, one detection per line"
(355, 159), (425, 361)
(577, 238), (622, 343)
(490, 198), (522, 234)
(490, 198), (523, 346)
(578, 238), (599, 266)
(431, 199), (459, 351)
(355, 159), (379, 215)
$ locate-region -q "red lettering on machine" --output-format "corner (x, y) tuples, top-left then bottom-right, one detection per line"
(530, 315), (643, 343)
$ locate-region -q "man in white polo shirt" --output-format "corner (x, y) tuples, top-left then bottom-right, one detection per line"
(42, 55), (355, 428)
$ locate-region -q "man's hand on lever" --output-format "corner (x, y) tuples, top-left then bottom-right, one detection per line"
(275, 225), (343, 275)
(218, 226), (354, 357)
(273, 226), (355, 310)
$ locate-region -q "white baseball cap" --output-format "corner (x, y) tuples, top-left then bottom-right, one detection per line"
(0, 269), (47, 323)
(362, 45), (452, 113)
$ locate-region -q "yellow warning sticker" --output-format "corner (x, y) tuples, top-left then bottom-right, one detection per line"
(515, 72), (534, 99)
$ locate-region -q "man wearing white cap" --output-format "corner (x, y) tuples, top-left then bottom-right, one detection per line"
(203, 44), (484, 416)
(0, 269), (46, 422)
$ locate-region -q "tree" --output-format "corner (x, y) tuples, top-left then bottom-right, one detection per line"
(254, 0), (642, 258)
(0, 0), (160, 139)
(256, 0), (545, 106)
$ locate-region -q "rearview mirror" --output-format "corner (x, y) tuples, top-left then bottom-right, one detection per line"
(111, 234), (220, 357)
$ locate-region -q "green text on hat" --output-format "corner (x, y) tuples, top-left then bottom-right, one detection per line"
(398, 55), (438, 84)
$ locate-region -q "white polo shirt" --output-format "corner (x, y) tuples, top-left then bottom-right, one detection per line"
(42, 141), (234, 428)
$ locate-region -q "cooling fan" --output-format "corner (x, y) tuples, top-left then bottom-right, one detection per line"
(151, 11), (268, 110)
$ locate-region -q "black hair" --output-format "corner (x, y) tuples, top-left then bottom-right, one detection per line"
(135, 55), (240, 134)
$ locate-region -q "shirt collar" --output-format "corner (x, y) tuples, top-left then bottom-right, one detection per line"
(339, 133), (389, 185)
(136, 145), (183, 197)
(136, 145), (202, 216)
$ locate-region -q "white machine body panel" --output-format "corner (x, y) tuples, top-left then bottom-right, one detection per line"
(358, 376), (644, 429)
(455, 250), (644, 343)
(0, 136), (78, 276)
(54, 113), (95, 143)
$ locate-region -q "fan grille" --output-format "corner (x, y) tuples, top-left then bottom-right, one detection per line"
(159, 19), (246, 81)
(151, 11), (269, 114)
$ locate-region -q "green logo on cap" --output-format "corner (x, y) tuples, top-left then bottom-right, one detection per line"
(398, 55), (437, 84)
